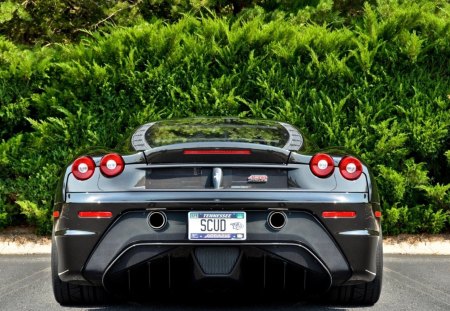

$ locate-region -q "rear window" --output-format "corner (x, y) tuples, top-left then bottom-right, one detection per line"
(144, 118), (290, 148)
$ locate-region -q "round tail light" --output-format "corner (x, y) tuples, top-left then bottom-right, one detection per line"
(72, 156), (96, 180)
(310, 153), (335, 178)
(100, 153), (125, 177)
(339, 156), (363, 180)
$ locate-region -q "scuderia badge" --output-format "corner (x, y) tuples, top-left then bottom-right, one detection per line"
(247, 175), (268, 183)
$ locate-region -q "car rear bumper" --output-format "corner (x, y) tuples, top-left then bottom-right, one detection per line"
(54, 192), (381, 293)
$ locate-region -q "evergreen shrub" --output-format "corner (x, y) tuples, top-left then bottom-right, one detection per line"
(0, 0), (449, 235)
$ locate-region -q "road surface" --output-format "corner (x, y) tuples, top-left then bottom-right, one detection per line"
(0, 254), (449, 310)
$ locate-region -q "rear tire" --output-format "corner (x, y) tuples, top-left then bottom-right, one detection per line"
(51, 238), (111, 306)
(325, 238), (383, 305)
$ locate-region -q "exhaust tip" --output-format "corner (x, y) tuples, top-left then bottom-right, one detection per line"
(267, 211), (287, 230)
(147, 211), (167, 230)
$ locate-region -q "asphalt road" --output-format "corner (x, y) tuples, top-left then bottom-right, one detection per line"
(0, 254), (449, 311)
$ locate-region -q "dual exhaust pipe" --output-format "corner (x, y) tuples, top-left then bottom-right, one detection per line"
(147, 210), (287, 231)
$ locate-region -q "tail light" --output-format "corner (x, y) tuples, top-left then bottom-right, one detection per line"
(339, 156), (363, 180)
(310, 153), (334, 178)
(100, 153), (125, 177)
(72, 156), (96, 180)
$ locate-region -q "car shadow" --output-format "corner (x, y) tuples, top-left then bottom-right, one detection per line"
(81, 295), (371, 311)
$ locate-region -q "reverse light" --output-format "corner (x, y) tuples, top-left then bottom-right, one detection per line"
(310, 153), (335, 178)
(72, 156), (96, 180)
(183, 149), (252, 155)
(100, 153), (125, 177)
(339, 156), (363, 180)
(78, 211), (112, 218)
(322, 211), (356, 218)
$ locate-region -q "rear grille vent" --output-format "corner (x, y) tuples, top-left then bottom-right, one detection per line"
(145, 168), (287, 189)
(194, 247), (240, 275)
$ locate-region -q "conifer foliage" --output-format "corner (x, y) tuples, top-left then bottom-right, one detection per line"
(0, 0), (449, 234)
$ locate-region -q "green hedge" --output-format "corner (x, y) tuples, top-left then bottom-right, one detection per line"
(0, 0), (345, 45)
(0, 0), (449, 235)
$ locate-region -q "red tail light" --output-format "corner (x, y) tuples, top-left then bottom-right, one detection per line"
(310, 153), (334, 178)
(100, 153), (125, 177)
(322, 211), (356, 218)
(375, 211), (382, 218)
(53, 211), (60, 218)
(183, 149), (251, 155)
(339, 156), (363, 180)
(72, 156), (96, 180)
(78, 211), (112, 218)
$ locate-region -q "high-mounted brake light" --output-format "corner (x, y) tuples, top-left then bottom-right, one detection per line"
(322, 211), (356, 218)
(72, 156), (96, 180)
(183, 149), (251, 155)
(100, 153), (125, 177)
(310, 153), (335, 178)
(78, 211), (112, 218)
(339, 156), (363, 180)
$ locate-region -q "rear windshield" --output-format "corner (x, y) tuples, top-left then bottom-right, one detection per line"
(144, 118), (290, 148)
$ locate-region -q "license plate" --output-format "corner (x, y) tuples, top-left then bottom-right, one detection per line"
(188, 212), (246, 240)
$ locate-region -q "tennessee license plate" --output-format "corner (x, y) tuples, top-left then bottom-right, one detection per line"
(188, 212), (246, 240)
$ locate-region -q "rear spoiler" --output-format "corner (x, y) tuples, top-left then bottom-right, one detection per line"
(143, 142), (291, 164)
